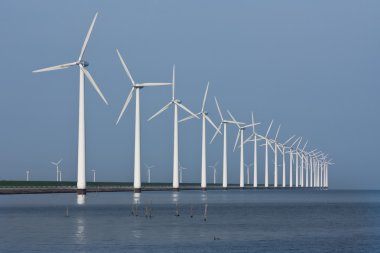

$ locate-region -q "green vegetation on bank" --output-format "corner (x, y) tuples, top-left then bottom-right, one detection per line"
(0, 181), (227, 188)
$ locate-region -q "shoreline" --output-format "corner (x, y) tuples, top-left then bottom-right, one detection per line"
(0, 182), (327, 194)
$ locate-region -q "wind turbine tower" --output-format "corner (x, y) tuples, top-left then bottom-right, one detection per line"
(115, 49), (171, 192)
(33, 13), (108, 195)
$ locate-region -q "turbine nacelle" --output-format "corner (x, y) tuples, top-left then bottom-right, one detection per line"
(78, 60), (89, 67)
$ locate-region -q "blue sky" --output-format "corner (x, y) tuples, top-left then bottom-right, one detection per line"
(0, 0), (379, 189)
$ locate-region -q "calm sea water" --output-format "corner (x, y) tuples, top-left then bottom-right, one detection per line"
(0, 190), (379, 253)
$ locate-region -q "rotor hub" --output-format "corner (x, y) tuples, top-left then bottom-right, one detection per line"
(79, 60), (89, 67)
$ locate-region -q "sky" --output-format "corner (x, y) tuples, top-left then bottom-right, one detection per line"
(0, 0), (379, 189)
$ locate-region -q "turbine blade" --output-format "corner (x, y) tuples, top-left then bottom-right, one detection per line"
(275, 124), (281, 141)
(140, 83), (172, 87)
(302, 140), (308, 152)
(176, 102), (199, 119)
(214, 97), (224, 121)
(178, 114), (198, 123)
(265, 120), (273, 138)
(233, 129), (241, 152)
(148, 101), (172, 121)
(116, 87), (135, 124)
(201, 82), (209, 112)
(251, 112), (255, 133)
(227, 110), (240, 127)
(210, 123), (222, 144)
(80, 65), (108, 105)
(205, 115), (221, 133)
(78, 12), (98, 61)
(172, 65), (175, 99)
(283, 135), (295, 146)
(32, 62), (77, 73)
(116, 49), (136, 86)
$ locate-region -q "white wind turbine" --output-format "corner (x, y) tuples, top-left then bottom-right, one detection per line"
(286, 137), (301, 187)
(26, 170), (30, 182)
(297, 139), (308, 187)
(294, 137), (303, 187)
(208, 161), (218, 185)
(179, 162), (188, 184)
(115, 49), (171, 192)
(260, 120), (273, 188)
(179, 82), (221, 190)
(91, 169), (96, 183)
(33, 13), (108, 195)
(244, 163), (254, 185)
(210, 97), (242, 189)
(51, 159), (62, 182)
(277, 135), (295, 187)
(228, 110), (255, 189)
(144, 164), (155, 184)
(243, 113), (262, 188)
(148, 66), (199, 190)
(268, 125), (281, 188)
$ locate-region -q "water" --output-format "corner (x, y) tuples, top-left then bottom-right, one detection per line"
(0, 190), (379, 253)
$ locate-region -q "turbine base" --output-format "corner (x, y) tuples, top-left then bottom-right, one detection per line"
(201, 187), (207, 191)
(134, 188), (141, 193)
(172, 188), (180, 192)
(77, 189), (87, 195)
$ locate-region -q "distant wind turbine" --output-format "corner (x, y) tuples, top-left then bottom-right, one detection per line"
(144, 164), (155, 184)
(51, 159), (62, 182)
(208, 161), (218, 185)
(33, 13), (108, 195)
(179, 82), (220, 190)
(210, 97), (242, 189)
(148, 66), (199, 191)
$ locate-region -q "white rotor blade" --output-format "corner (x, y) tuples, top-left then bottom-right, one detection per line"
(275, 124), (281, 141)
(172, 65), (175, 99)
(148, 101), (172, 121)
(251, 112), (256, 133)
(116, 87), (135, 125)
(210, 123), (222, 144)
(233, 129), (241, 152)
(57, 159), (62, 165)
(78, 12), (98, 61)
(178, 113), (198, 123)
(140, 83), (172, 87)
(32, 62), (77, 73)
(243, 134), (253, 144)
(268, 141), (275, 152)
(214, 97), (224, 121)
(302, 140), (308, 152)
(205, 115), (221, 133)
(265, 120), (273, 138)
(227, 110), (241, 127)
(80, 65), (108, 105)
(283, 135), (295, 146)
(176, 102), (199, 119)
(296, 137), (303, 150)
(116, 49), (136, 86)
(201, 82), (209, 112)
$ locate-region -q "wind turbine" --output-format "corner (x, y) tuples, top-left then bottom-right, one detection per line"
(210, 97), (241, 189)
(91, 169), (96, 183)
(228, 110), (256, 189)
(179, 82), (220, 190)
(144, 164), (155, 184)
(115, 49), (171, 192)
(33, 13), (108, 195)
(297, 140), (308, 187)
(268, 125), (281, 188)
(277, 135), (295, 187)
(179, 162), (188, 184)
(59, 170), (62, 182)
(244, 163), (254, 185)
(26, 170), (30, 182)
(287, 137), (300, 187)
(208, 161), (218, 185)
(243, 113), (262, 188)
(148, 66), (199, 191)
(295, 137), (302, 187)
(261, 120), (273, 188)
(51, 159), (62, 182)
